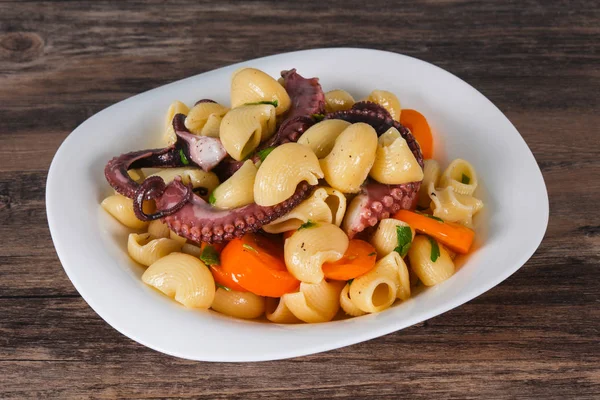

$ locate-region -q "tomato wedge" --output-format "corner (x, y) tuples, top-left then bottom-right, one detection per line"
(220, 233), (300, 297)
(322, 239), (377, 280)
(400, 109), (433, 159)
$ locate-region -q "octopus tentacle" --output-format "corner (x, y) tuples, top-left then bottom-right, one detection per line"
(133, 176), (191, 221)
(157, 180), (314, 243)
(327, 101), (425, 237)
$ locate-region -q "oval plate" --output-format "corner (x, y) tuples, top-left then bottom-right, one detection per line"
(46, 48), (549, 362)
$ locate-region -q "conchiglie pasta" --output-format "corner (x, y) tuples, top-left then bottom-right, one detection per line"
(324, 89), (355, 113)
(348, 262), (398, 313)
(429, 182), (483, 227)
(439, 158), (478, 195)
(181, 243), (201, 257)
(370, 218), (415, 259)
(284, 223), (349, 283)
(211, 288), (265, 319)
(408, 236), (455, 286)
(265, 297), (301, 323)
(230, 68), (291, 115)
(340, 283), (366, 317)
(366, 90), (401, 121)
(220, 104), (277, 161)
(369, 127), (424, 184)
(184, 102), (229, 136)
(282, 280), (344, 323)
(297, 119), (351, 158)
(101, 194), (150, 230)
(320, 123), (378, 193)
(148, 168), (220, 194)
(127, 233), (183, 267)
(169, 230), (188, 245)
(211, 160), (257, 209)
(254, 143), (323, 206)
(375, 252), (411, 301)
(263, 187), (347, 233)
(148, 219), (170, 239)
(417, 159), (441, 208)
(142, 253), (215, 308)
(164, 100), (189, 145)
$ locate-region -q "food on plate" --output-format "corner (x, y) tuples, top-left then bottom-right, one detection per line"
(101, 67), (485, 323)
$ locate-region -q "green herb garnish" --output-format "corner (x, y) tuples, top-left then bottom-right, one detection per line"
(312, 113), (325, 121)
(199, 244), (220, 266)
(179, 149), (190, 165)
(428, 236), (440, 262)
(368, 252), (377, 257)
(245, 100), (278, 107)
(256, 147), (275, 162)
(242, 244), (257, 253)
(298, 220), (317, 230)
(417, 211), (444, 223)
(394, 225), (413, 257)
(216, 283), (231, 291)
(461, 173), (470, 184)
(208, 189), (217, 205)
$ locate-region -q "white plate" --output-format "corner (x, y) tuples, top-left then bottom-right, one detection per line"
(46, 48), (549, 362)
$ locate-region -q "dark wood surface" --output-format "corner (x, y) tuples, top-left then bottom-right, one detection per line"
(1, 0), (599, 398)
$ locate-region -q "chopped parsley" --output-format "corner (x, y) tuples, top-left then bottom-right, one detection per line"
(216, 283), (231, 291)
(179, 149), (190, 165)
(394, 225), (413, 257)
(298, 220), (317, 230)
(312, 113), (325, 121)
(208, 189), (217, 205)
(461, 173), (470, 184)
(242, 243), (257, 253)
(199, 244), (220, 266)
(245, 100), (278, 107)
(428, 236), (440, 262)
(257, 147), (275, 162)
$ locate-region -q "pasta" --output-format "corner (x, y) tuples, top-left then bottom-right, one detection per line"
(230, 68), (291, 115)
(147, 219), (170, 239)
(127, 233), (183, 267)
(369, 127), (424, 184)
(348, 261), (398, 313)
(254, 143), (324, 206)
(370, 218), (415, 259)
(324, 89), (355, 113)
(366, 90), (401, 121)
(284, 223), (349, 283)
(339, 283), (366, 317)
(148, 168), (220, 195)
(164, 100), (189, 145)
(297, 119), (351, 158)
(263, 187), (347, 233)
(142, 253), (216, 308)
(184, 102), (229, 136)
(439, 158), (478, 195)
(375, 252), (411, 301)
(265, 298), (301, 323)
(101, 194), (151, 229)
(211, 160), (257, 209)
(169, 230), (188, 245)
(320, 123), (378, 193)
(408, 236), (455, 286)
(429, 182), (483, 227)
(181, 243), (202, 257)
(211, 288), (265, 319)
(282, 280), (344, 323)
(219, 104), (277, 161)
(417, 159), (441, 208)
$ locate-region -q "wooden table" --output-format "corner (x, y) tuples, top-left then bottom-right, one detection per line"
(1, 1), (599, 398)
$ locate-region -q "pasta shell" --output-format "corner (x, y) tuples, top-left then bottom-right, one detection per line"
(147, 220), (171, 239)
(184, 102), (229, 136)
(369, 127), (424, 184)
(164, 100), (189, 145)
(438, 158), (478, 195)
(284, 223), (349, 283)
(366, 90), (401, 121)
(181, 243), (202, 257)
(417, 159), (441, 208)
(101, 194), (150, 230)
(142, 253), (216, 309)
(429, 182), (483, 227)
(324, 89), (355, 113)
(370, 218), (415, 259)
(407, 236), (455, 286)
(375, 252), (411, 301)
(282, 280), (344, 323)
(265, 297), (301, 324)
(220, 104), (277, 161)
(148, 168), (220, 195)
(254, 143), (323, 206)
(211, 160), (257, 209)
(340, 283), (366, 317)
(263, 186), (347, 233)
(297, 119), (351, 158)
(320, 123), (378, 193)
(127, 233), (183, 267)
(349, 267), (398, 313)
(230, 68), (291, 115)
(211, 288), (265, 319)
(169, 230), (188, 245)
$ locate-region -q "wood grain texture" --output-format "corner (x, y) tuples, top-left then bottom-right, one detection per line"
(1, 0), (599, 398)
